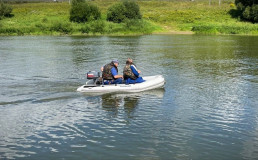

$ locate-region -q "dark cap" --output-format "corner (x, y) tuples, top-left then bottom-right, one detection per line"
(112, 60), (119, 64)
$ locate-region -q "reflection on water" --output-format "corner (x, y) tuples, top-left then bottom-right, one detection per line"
(101, 89), (165, 120)
(0, 35), (257, 160)
(124, 96), (139, 118)
(102, 94), (122, 118)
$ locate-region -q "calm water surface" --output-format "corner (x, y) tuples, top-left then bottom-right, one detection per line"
(0, 35), (257, 160)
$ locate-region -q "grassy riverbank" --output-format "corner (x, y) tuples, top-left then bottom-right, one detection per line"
(0, 0), (258, 35)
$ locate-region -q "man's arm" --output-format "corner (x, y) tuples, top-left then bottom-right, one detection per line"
(111, 67), (123, 79)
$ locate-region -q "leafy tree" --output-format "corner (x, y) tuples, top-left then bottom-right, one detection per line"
(235, 0), (258, 7)
(243, 4), (258, 22)
(0, 2), (13, 18)
(107, 3), (126, 23)
(253, 5), (258, 22)
(235, 0), (258, 22)
(123, 1), (142, 20)
(70, 1), (100, 23)
(107, 1), (142, 23)
(72, 0), (85, 5)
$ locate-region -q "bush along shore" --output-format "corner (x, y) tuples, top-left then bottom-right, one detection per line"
(0, 0), (258, 36)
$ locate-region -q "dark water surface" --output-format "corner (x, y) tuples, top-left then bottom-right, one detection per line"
(0, 35), (257, 160)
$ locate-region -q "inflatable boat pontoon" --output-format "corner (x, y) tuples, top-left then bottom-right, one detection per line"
(77, 72), (165, 93)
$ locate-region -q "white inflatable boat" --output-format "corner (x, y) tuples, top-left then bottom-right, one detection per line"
(77, 75), (165, 93)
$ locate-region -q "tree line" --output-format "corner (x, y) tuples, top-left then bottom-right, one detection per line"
(70, 0), (142, 23)
(0, 0), (142, 23)
(69, 0), (257, 24)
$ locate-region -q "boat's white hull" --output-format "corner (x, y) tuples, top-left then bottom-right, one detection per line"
(77, 75), (165, 93)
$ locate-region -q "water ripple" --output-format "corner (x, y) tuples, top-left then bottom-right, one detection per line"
(0, 35), (258, 159)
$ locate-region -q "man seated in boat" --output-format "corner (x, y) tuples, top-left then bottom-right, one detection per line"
(123, 58), (145, 84)
(101, 60), (123, 85)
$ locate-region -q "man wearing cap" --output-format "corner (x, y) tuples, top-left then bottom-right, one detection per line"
(101, 60), (123, 84)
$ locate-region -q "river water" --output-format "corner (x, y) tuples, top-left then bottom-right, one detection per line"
(0, 35), (257, 160)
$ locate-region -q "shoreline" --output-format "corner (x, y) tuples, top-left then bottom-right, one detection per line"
(2, 30), (258, 36)
(2, 31), (258, 36)
(1, 2), (258, 36)
(153, 31), (194, 35)
(0, 31), (194, 36)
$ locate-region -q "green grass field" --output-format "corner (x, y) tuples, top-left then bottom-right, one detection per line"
(0, 0), (258, 35)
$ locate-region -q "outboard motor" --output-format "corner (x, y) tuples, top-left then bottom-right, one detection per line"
(87, 71), (100, 80)
(86, 71), (102, 86)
